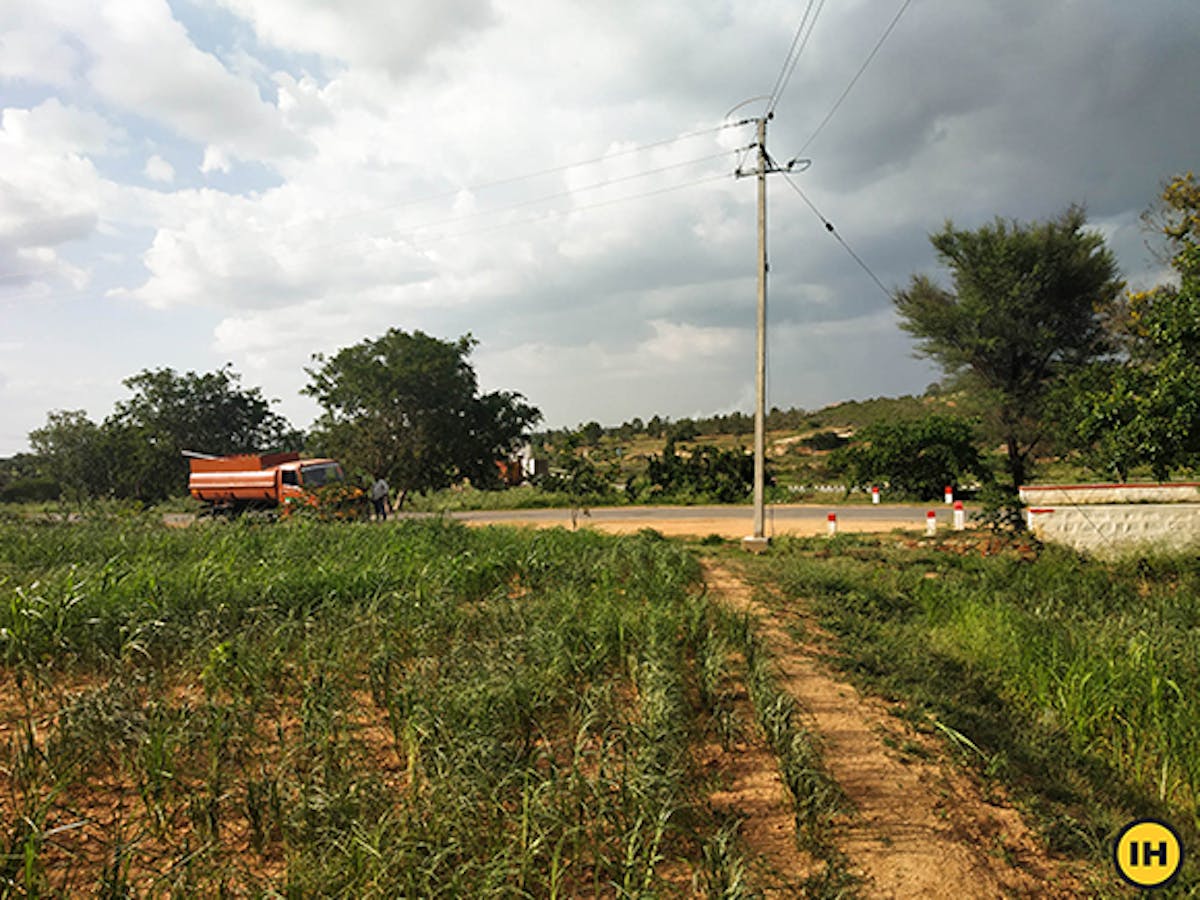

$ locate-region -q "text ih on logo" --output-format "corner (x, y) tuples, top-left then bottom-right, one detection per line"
(1113, 818), (1183, 889)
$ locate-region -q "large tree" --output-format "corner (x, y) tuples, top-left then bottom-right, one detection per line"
(28, 410), (103, 503)
(29, 366), (300, 503)
(1064, 173), (1200, 480)
(894, 207), (1123, 490)
(303, 329), (541, 506)
(109, 365), (300, 457)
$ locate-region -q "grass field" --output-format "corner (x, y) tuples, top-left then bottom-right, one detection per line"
(4, 514), (1197, 895)
(1, 516), (850, 896)
(744, 533), (1200, 891)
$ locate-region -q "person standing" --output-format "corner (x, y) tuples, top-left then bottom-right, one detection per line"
(370, 475), (390, 521)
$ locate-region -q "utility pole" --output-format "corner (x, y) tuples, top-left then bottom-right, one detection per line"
(736, 112), (805, 553)
(739, 113), (775, 553)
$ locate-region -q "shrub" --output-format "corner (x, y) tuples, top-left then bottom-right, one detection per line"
(830, 415), (983, 500)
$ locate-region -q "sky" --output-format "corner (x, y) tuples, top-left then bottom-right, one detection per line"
(2, 0), (1198, 455)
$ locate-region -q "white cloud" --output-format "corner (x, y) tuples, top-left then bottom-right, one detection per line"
(0, 102), (115, 289)
(91, 0), (302, 167)
(215, 0), (497, 77)
(144, 154), (175, 184)
(0, 10), (80, 87)
(200, 146), (233, 175)
(1, 99), (122, 156)
(640, 319), (738, 364)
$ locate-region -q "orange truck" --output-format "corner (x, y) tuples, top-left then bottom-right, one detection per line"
(186, 451), (347, 514)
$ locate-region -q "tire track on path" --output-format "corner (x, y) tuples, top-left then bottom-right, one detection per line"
(702, 560), (1088, 898)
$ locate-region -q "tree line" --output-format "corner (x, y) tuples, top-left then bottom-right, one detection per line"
(8, 331), (539, 507)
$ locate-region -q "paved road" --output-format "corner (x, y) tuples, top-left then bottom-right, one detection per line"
(424, 503), (973, 538)
(166, 503), (973, 538)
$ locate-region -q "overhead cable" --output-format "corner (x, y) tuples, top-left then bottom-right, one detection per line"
(767, 0), (829, 116)
(257, 120), (753, 237)
(781, 173), (892, 299)
(268, 149), (742, 256)
(798, 0), (915, 155)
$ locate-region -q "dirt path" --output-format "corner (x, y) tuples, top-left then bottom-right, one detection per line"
(702, 561), (1088, 898)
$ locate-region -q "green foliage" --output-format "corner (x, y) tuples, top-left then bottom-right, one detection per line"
(303, 330), (540, 506)
(1064, 174), (1200, 480)
(829, 415), (983, 500)
(532, 433), (615, 512)
(0, 477), (60, 503)
(27, 410), (101, 503)
(1, 519), (798, 894)
(799, 430), (848, 451)
(754, 537), (1200, 884)
(28, 366), (299, 504)
(971, 480), (1027, 533)
(894, 207), (1123, 490)
(282, 482), (370, 522)
(630, 439), (757, 504)
(111, 365), (301, 457)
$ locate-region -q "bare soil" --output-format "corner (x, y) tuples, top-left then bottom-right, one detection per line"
(701, 561), (1091, 898)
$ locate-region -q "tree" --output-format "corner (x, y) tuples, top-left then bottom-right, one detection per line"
(303, 330), (541, 506)
(29, 367), (301, 503)
(894, 207), (1123, 491)
(1064, 174), (1200, 480)
(630, 437), (757, 503)
(110, 365), (300, 456)
(829, 416), (982, 501)
(28, 410), (103, 502)
(579, 421), (604, 447)
(103, 365), (301, 501)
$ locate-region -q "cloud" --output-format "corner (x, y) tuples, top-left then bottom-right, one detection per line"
(214, 0), (498, 77)
(144, 154), (175, 184)
(0, 101), (116, 289)
(639, 319), (738, 364)
(0, 6), (80, 87)
(1, 99), (123, 156)
(103, 1), (302, 163)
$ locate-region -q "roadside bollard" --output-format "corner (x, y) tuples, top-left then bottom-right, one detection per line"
(871, 486), (880, 504)
(926, 510), (937, 536)
(953, 500), (965, 531)
(944, 485), (954, 505)
(827, 512), (837, 537)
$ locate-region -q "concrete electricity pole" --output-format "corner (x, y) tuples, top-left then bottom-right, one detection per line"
(736, 111), (805, 553)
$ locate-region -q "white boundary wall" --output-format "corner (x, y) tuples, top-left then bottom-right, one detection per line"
(1019, 483), (1200, 557)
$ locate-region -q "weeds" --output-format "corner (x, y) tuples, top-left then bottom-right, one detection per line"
(752, 533), (1200, 889)
(0, 518), (762, 895)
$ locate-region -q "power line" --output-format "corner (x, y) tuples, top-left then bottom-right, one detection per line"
(798, 0), (915, 155)
(0, 164), (738, 306)
(0, 119), (757, 286)
(247, 120), (750, 238)
(231, 149), (742, 258)
(767, 0), (829, 117)
(781, 173), (891, 299)
(420, 171), (733, 245)
(765, 0), (818, 113)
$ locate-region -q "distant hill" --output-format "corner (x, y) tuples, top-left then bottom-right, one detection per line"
(533, 389), (973, 446)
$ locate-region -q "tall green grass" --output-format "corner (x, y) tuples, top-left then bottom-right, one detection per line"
(753, 535), (1200, 889)
(0, 517), (795, 895)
